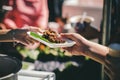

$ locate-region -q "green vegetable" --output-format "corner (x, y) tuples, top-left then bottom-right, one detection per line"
(30, 32), (50, 43)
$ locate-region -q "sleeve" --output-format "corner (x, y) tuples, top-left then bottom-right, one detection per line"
(107, 48), (120, 57)
(104, 48), (120, 80)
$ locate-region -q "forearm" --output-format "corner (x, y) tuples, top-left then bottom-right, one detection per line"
(83, 40), (109, 64)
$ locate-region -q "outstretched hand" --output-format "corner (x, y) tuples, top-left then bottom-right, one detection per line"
(60, 33), (89, 56)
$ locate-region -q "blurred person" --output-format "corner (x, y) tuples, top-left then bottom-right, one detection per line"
(0, 0), (49, 60)
(48, 17), (67, 33)
(47, 0), (65, 33)
(55, 17), (67, 33)
(61, 33), (120, 80)
(2, 0), (49, 29)
(48, 0), (64, 22)
(47, 0), (70, 33)
(56, 17), (68, 32)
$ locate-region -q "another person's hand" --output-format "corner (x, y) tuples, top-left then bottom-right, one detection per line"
(22, 26), (46, 49)
(7, 29), (39, 46)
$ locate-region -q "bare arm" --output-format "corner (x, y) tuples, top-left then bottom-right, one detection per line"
(83, 40), (109, 64)
(61, 33), (109, 64)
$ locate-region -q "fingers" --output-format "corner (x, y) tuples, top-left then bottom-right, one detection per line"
(60, 33), (73, 38)
(24, 36), (38, 45)
(61, 33), (87, 44)
(17, 35), (39, 46)
(60, 33), (80, 43)
(17, 39), (29, 46)
(25, 42), (40, 49)
(60, 33), (74, 40)
(19, 39), (37, 46)
(25, 37), (34, 44)
(62, 45), (75, 55)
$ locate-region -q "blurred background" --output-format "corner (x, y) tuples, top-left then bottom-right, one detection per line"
(1, 0), (120, 80)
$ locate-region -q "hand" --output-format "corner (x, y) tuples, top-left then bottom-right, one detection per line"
(22, 26), (45, 33)
(60, 33), (89, 56)
(61, 33), (109, 64)
(7, 29), (39, 46)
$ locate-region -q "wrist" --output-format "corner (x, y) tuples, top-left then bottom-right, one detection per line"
(83, 39), (109, 58)
(107, 48), (120, 57)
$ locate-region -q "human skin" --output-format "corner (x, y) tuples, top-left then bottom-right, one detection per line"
(0, 28), (41, 45)
(61, 33), (110, 64)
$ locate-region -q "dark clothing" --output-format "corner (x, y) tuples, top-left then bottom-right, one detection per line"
(100, 0), (120, 45)
(104, 49), (120, 80)
(0, 42), (23, 60)
(48, 0), (64, 21)
(0, 40), (22, 78)
(0, 54), (22, 78)
(110, 30), (120, 44)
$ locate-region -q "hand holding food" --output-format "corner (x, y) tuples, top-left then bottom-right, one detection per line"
(6, 29), (39, 46)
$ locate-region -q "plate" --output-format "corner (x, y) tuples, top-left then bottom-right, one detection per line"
(27, 32), (76, 48)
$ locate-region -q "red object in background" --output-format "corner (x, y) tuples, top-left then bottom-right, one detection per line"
(3, 0), (49, 29)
